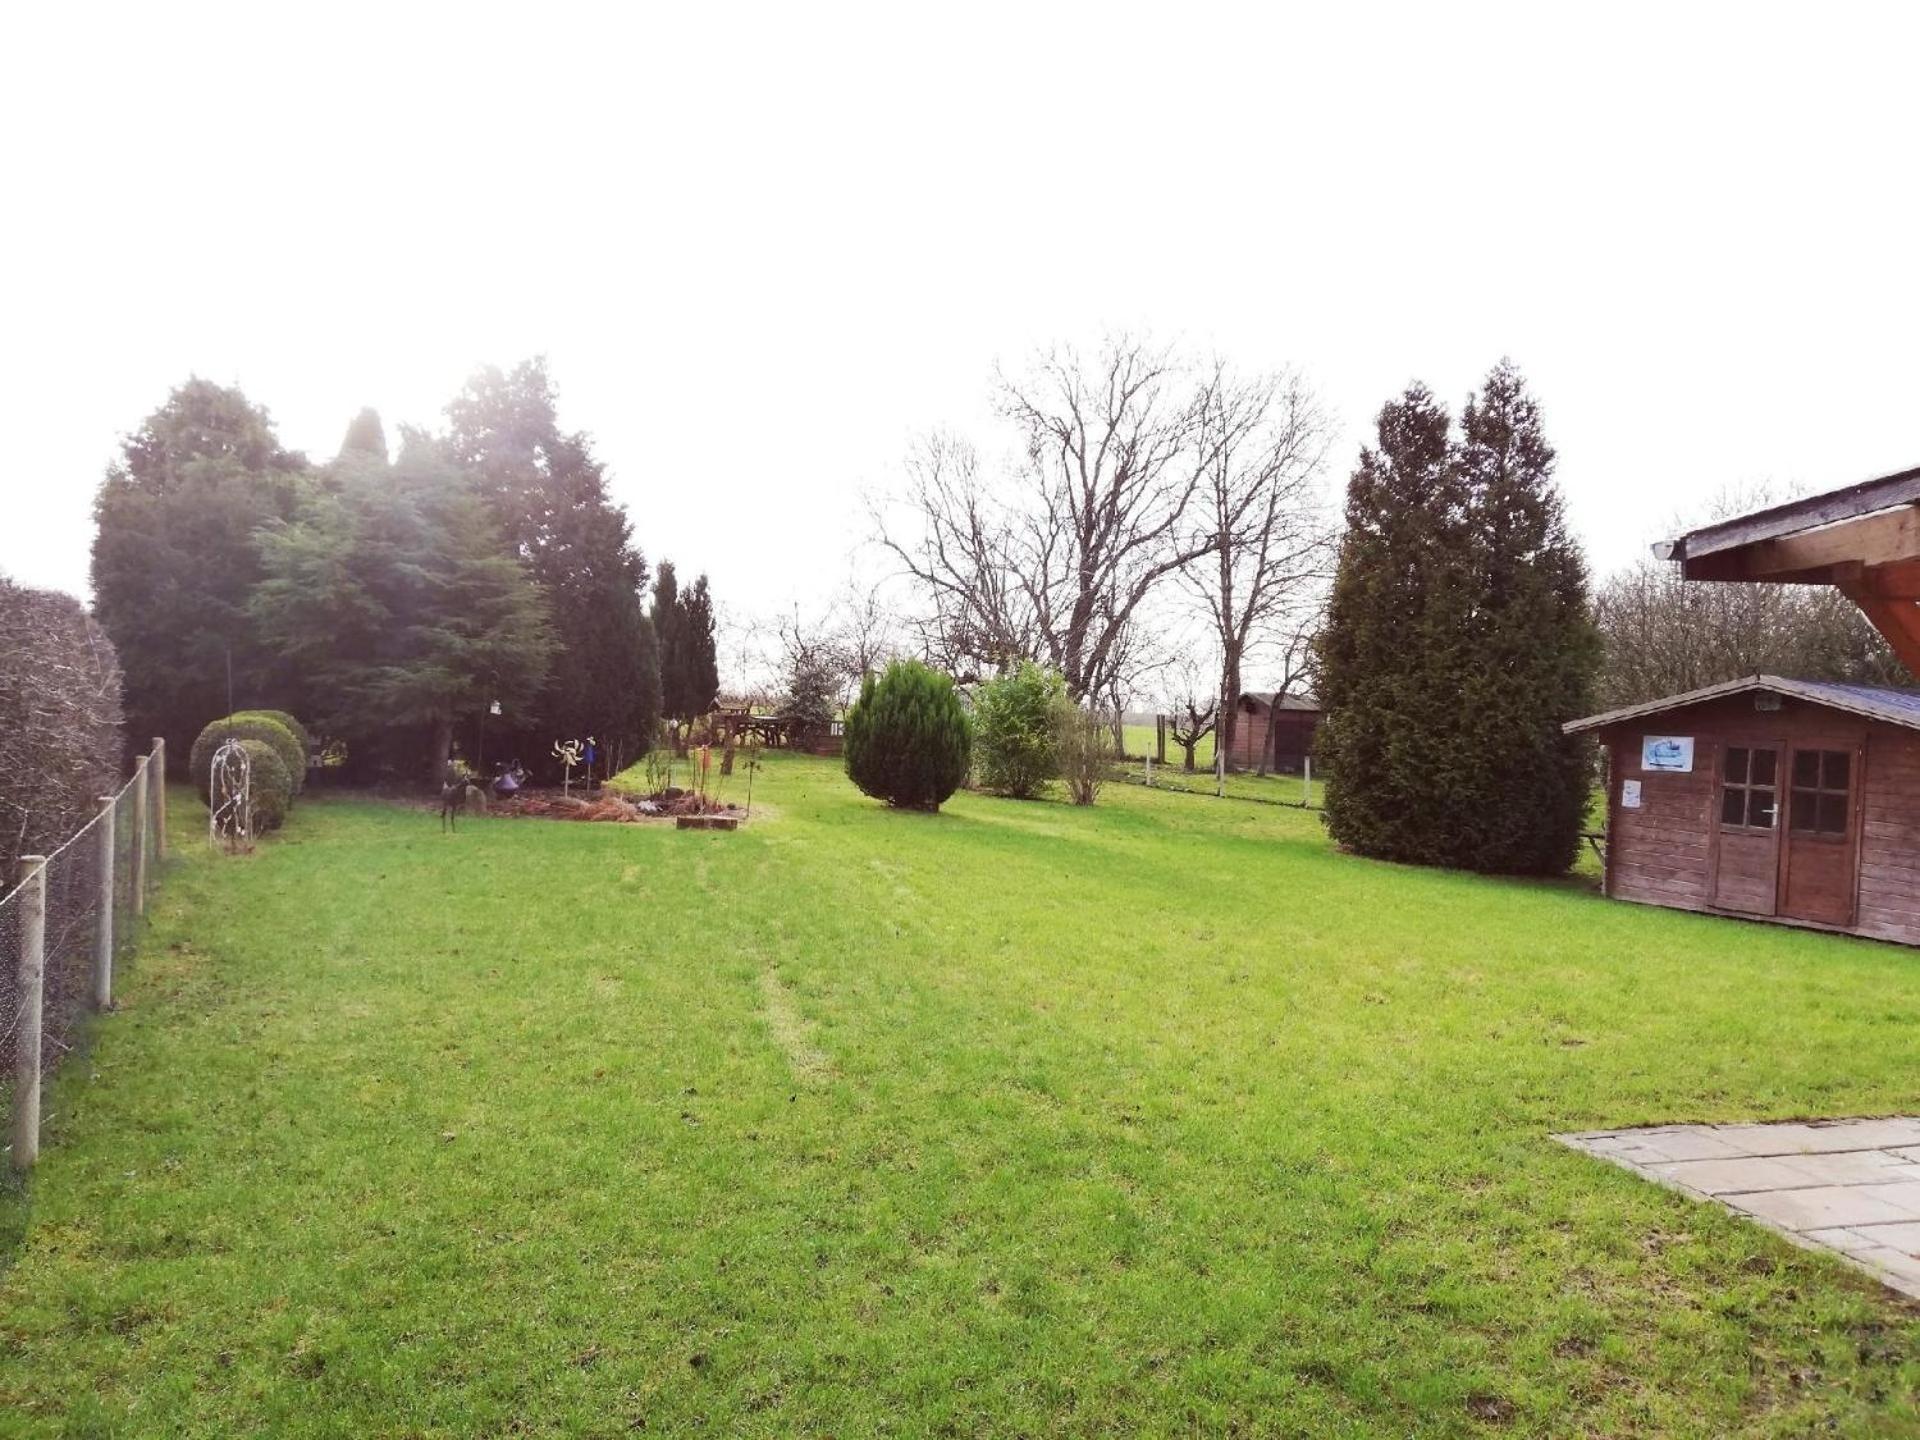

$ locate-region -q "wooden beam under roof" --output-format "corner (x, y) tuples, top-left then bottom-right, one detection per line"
(1656, 465), (1920, 677)
(1660, 464), (1920, 564)
(1678, 504), (1920, 584)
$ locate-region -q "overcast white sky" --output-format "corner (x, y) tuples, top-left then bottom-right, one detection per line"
(6, 3), (1919, 688)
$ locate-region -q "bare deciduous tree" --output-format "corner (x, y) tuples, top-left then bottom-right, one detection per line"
(1183, 364), (1333, 766)
(881, 336), (1226, 701)
(1595, 484), (1908, 706)
(1160, 653), (1220, 772)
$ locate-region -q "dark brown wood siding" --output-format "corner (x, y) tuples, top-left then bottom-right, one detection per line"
(1227, 700), (1319, 773)
(1597, 693), (1920, 946)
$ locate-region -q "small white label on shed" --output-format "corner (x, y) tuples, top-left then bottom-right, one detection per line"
(1641, 736), (1694, 772)
(1621, 779), (1642, 809)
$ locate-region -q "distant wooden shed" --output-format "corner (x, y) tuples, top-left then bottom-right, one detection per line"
(1567, 675), (1920, 944)
(1228, 692), (1321, 773)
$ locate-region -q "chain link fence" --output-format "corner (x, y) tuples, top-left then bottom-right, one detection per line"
(1, 741), (164, 1172)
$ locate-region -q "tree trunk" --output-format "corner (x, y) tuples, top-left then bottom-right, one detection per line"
(429, 709), (453, 789)
(1219, 658), (1243, 772)
(1181, 741), (1197, 772)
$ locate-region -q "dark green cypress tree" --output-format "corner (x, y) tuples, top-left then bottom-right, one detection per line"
(651, 561), (686, 717)
(1316, 368), (1598, 875)
(843, 660), (971, 811)
(1315, 385), (1469, 865)
(1452, 360), (1599, 873)
(444, 359), (658, 768)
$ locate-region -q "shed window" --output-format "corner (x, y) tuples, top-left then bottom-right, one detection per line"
(1720, 745), (1777, 829)
(1789, 749), (1852, 836)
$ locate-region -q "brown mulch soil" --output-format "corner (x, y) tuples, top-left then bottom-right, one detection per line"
(486, 787), (742, 823)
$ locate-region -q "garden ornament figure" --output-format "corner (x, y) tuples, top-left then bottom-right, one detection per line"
(553, 737), (586, 799)
(209, 737), (253, 853)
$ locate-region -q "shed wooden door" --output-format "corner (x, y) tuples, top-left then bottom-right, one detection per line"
(1779, 745), (1861, 927)
(1712, 742), (1782, 915)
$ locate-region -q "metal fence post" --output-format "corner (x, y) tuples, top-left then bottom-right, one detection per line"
(1303, 755), (1312, 808)
(95, 794), (116, 1009)
(151, 738), (167, 862)
(131, 754), (149, 916)
(12, 855), (46, 1172)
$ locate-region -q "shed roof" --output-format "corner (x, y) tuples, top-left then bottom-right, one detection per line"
(1565, 675), (1920, 736)
(1241, 691), (1320, 712)
(1658, 466), (1920, 566)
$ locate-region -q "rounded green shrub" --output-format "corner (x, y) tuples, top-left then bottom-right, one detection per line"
(192, 714), (305, 803)
(232, 709), (311, 765)
(202, 737), (292, 833)
(843, 659), (971, 811)
(973, 661), (1068, 798)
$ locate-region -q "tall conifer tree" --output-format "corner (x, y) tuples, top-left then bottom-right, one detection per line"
(445, 359), (658, 768)
(1453, 361), (1598, 872)
(1316, 366), (1597, 875)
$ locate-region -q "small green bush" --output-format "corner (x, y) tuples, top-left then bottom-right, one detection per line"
(192, 715), (305, 804)
(207, 738), (292, 833)
(843, 660), (971, 811)
(232, 709), (311, 766)
(973, 661), (1068, 798)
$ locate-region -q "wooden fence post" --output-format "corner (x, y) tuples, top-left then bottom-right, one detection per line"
(11, 855), (46, 1172)
(131, 755), (149, 916)
(95, 794), (116, 1009)
(151, 738), (167, 862)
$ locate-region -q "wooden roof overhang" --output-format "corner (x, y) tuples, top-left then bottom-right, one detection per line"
(1657, 466), (1920, 672)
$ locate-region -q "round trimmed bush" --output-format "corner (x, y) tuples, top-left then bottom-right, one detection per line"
(204, 737), (291, 833)
(192, 714), (306, 803)
(973, 661), (1068, 798)
(232, 709), (310, 765)
(843, 659), (971, 811)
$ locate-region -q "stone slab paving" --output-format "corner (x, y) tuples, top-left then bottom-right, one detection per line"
(1555, 1117), (1920, 1299)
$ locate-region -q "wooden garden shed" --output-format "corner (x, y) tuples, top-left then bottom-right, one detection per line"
(1567, 676), (1920, 944)
(1227, 692), (1321, 773)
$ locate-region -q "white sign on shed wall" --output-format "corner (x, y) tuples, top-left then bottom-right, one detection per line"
(1641, 736), (1694, 772)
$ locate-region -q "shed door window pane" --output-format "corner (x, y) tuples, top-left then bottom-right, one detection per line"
(1719, 745), (1777, 830)
(1788, 749), (1853, 836)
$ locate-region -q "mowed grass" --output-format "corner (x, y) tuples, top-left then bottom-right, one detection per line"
(5, 757), (1920, 1435)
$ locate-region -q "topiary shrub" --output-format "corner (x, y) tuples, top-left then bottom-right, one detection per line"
(191, 714), (305, 804)
(973, 661), (1068, 798)
(232, 709), (310, 768)
(843, 659), (971, 811)
(227, 738), (293, 832)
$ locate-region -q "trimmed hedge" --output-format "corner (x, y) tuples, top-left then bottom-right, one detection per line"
(192, 714), (306, 803)
(843, 660), (971, 811)
(232, 709), (311, 767)
(227, 738), (292, 832)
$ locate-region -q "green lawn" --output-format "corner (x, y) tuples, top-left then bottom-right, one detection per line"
(5, 756), (1920, 1435)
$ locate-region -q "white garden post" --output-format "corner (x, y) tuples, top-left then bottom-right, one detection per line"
(1303, 755), (1312, 807)
(95, 794), (116, 1009)
(11, 855), (46, 1172)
